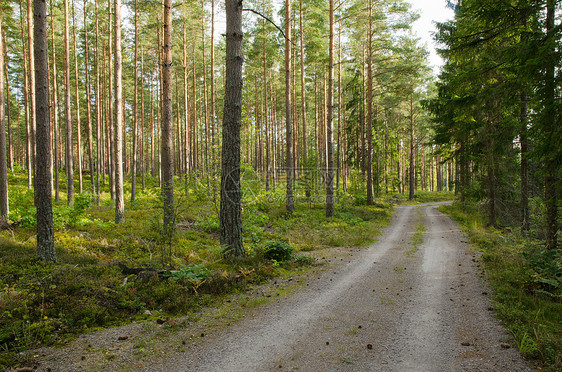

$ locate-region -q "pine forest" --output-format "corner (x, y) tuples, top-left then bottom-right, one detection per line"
(0, 0), (560, 369)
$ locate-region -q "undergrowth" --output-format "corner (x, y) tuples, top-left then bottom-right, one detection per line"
(0, 168), (398, 368)
(440, 202), (562, 371)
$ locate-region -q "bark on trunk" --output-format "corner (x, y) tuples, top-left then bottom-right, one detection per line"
(161, 0), (175, 237)
(95, 0), (101, 205)
(20, 3), (32, 189)
(2, 33), (13, 173)
(27, 0), (36, 175)
(49, 0), (60, 202)
(520, 91), (529, 232)
(71, 1), (83, 193)
(114, 0), (125, 223)
(83, 0), (95, 194)
(131, 0), (138, 203)
(326, 0), (334, 217)
(220, 0), (244, 257)
(285, 0), (294, 214)
(366, 1), (374, 205)
(34, 0), (56, 262)
(0, 15), (8, 224)
(408, 94), (415, 200)
(544, 0), (557, 249)
(64, 0), (74, 205)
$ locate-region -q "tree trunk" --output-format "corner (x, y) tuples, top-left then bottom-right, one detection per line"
(49, 0), (60, 202)
(285, 0), (294, 214)
(72, 0), (83, 194)
(182, 22), (189, 175)
(486, 112), (496, 227)
(326, 0), (334, 217)
(360, 48), (366, 176)
(0, 15), (8, 225)
(544, 0), (557, 249)
(19, 4), (32, 189)
(106, 0), (115, 200)
(210, 0), (216, 157)
(95, 0), (101, 205)
(520, 91), (529, 232)
(408, 93), (415, 200)
(141, 46), (146, 191)
(366, 1), (374, 205)
(162, 0), (175, 237)
(27, 0), (36, 175)
(200, 1), (210, 185)
(336, 27), (342, 191)
(220, 0), (244, 257)
(64, 0), (74, 205)
(114, 0), (125, 223)
(263, 36), (270, 192)
(131, 0), (138, 203)
(3, 33), (13, 173)
(34, 0), (56, 262)
(83, 0), (95, 194)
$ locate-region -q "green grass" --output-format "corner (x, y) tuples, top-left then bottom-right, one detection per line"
(440, 202), (562, 371)
(0, 169), (397, 368)
(386, 190), (456, 205)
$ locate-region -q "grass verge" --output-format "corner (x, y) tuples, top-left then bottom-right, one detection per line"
(439, 202), (561, 371)
(0, 170), (393, 369)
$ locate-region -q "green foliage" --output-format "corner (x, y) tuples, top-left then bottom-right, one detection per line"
(161, 264), (211, 285)
(68, 193), (93, 226)
(0, 169), (394, 369)
(523, 245), (562, 299)
(441, 202), (562, 370)
(8, 187), (36, 227)
(264, 240), (294, 262)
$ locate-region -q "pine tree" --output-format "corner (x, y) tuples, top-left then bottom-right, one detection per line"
(162, 0), (175, 238)
(220, 0), (244, 257)
(114, 0), (125, 223)
(0, 13), (8, 226)
(35, 0), (55, 262)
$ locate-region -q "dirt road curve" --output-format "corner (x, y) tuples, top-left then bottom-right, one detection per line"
(36, 203), (531, 371)
(162, 202), (529, 371)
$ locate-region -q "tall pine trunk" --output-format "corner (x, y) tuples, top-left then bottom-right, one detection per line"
(34, 0), (56, 262)
(114, 0), (125, 223)
(0, 14), (8, 225)
(544, 0), (557, 249)
(131, 0), (138, 203)
(326, 0), (334, 217)
(64, 0), (74, 205)
(366, 1), (374, 204)
(72, 0), (83, 193)
(409, 93), (415, 200)
(49, 0), (60, 202)
(220, 0), (244, 257)
(520, 91), (529, 232)
(3, 33), (13, 173)
(285, 0), (294, 214)
(83, 0), (95, 194)
(27, 0), (36, 175)
(162, 0), (175, 238)
(95, 0), (101, 205)
(19, 3), (32, 189)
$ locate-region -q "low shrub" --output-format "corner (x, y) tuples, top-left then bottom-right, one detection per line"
(264, 240), (294, 262)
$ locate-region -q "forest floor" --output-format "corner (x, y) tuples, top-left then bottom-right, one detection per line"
(28, 202), (532, 371)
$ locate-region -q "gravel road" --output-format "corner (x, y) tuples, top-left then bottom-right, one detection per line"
(34, 203), (531, 371)
(161, 202), (529, 371)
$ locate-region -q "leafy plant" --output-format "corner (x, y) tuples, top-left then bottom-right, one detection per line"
(68, 193), (93, 227)
(163, 264), (211, 283)
(523, 245), (562, 298)
(264, 240), (294, 262)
